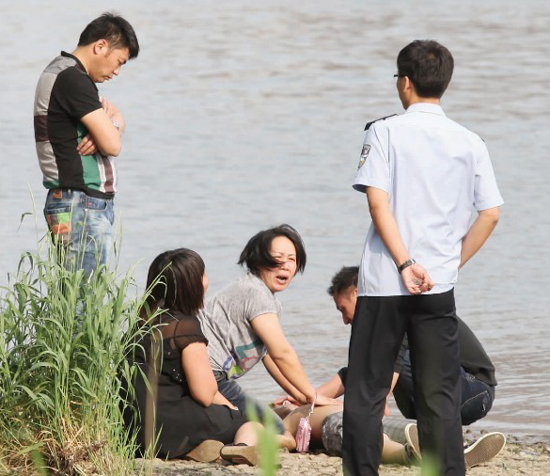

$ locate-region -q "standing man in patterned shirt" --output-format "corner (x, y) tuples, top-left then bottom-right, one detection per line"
(34, 12), (139, 278)
(342, 40), (503, 476)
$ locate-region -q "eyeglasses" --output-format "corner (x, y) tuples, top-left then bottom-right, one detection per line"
(393, 74), (405, 78)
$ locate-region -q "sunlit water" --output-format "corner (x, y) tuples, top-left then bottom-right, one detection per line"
(1, 0), (549, 441)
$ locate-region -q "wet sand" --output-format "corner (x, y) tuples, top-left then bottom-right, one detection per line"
(138, 437), (550, 475)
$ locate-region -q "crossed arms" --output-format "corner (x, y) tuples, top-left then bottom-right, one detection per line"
(78, 97), (126, 157)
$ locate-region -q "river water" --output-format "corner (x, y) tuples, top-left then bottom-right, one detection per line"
(1, 0), (549, 441)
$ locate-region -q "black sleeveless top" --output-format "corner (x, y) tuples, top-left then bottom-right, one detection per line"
(133, 311), (208, 393)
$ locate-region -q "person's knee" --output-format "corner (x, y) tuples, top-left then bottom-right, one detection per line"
(461, 389), (493, 425)
(393, 380), (417, 420)
(243, 398), (286, 435)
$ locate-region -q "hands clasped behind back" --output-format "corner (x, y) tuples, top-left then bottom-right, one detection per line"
(401, 263), (434, 295)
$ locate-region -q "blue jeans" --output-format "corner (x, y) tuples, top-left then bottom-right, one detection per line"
(215, 375), (286, 435)
(44, 189), (114, 280)
(393, 350), (495, 425)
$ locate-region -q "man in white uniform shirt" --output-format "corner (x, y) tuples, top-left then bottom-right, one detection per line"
(342, 40), (503, 476)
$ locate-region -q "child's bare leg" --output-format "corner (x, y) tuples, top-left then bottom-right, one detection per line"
(277, 431), (297, 451)
(235, 420), (295, 451)
(381, 434), (408, 465)
(234, 422), (261, 446)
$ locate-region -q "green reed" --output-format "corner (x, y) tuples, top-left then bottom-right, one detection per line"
(0, 240), (146, 475)
(246, 405), (280, 476)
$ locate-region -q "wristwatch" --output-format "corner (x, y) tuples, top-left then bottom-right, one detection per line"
(397, 259), (416, 274)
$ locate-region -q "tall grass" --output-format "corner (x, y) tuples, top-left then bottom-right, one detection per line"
(246, 405), (280, 476)
(0, 240), (145, 475)
(0, 231), (289, 475)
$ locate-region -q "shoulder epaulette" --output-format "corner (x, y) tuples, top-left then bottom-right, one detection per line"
(364, 114), (397, 131)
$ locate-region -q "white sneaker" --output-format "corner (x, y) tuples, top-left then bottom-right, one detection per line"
(404, 423), (421, 466)
(464, 432), (506, 469)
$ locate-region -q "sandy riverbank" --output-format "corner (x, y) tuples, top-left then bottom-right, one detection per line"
(138, 437), (550, 475)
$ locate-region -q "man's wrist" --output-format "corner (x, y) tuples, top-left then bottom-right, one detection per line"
(397, 259), (416, 274)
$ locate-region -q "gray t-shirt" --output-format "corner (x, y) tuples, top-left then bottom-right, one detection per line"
(198, 273), (282, 379)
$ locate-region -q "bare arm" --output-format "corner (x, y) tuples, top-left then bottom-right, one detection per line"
(252, 313), (315, 404)
(253, 315), (340, 406)
(79, 107), (122, 157)
(100, 97), (126, 133)
(316, 373), (345, 399)
(459, 207), (500, 269)
(273, 372), (345, 406)
(181, 342), (218, 407)
(213, 391), (237, 409)
(78, 98), (126, 156)
(263, 353), (305, 402)
(366, 187), (433, 294)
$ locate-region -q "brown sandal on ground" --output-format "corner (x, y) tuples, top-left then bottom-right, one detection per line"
(185, 440), (224, 462)
(220, 443), (259, 466)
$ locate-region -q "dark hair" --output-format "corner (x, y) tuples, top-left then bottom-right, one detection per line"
(327, 266), (359, 296)
(397, 40), (453, 98)
(78, 12), (139, 59)
(141, 248), (205, 320)
(238, 224), (307, 276)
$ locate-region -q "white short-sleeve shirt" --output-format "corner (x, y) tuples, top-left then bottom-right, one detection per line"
(353, 103), (504, 297)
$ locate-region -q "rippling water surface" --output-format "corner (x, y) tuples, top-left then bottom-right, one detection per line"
(1, 0), (549, 441)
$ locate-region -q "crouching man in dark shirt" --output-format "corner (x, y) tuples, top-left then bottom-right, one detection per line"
(325, 266), (496, 425)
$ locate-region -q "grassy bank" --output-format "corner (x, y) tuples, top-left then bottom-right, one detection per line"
(0, 242), (145, 475)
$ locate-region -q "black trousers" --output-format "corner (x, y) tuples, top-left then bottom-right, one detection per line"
(342, 290), (465, 476)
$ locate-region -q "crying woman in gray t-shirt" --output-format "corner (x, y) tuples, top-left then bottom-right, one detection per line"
(198, 224), (339, 434)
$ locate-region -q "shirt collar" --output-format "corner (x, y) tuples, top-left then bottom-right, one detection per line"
(61, 51), (87, 73)
(405, 102), (446, 116)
